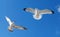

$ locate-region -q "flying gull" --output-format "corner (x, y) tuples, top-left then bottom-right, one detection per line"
(5, 16), (27, 32)
(23, 8), (54, 20)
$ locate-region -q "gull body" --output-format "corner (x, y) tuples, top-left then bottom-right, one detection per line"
(5, 16), (27, 32)
(23, 8), (54, 20)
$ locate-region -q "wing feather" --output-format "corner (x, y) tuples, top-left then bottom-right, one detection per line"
(39, 9), (54, 14)
(5, 16), (12, 25)
(13, 25), (27, 30)
(24, 8), (35, 13)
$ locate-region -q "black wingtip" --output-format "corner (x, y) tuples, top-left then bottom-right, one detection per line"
(23, 8), (27, 11)
(24, 27), (27, 30)
(51, 10), (54, 14)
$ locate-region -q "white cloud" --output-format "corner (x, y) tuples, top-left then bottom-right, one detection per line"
(57, 6), (60, 12)
(56, 31), (60, 34)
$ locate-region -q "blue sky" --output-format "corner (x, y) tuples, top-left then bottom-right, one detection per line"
(0, 0), (60, 37)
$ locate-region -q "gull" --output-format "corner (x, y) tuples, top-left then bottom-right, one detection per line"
(5, 16), (27, 32)
(23, 8), (54, 20)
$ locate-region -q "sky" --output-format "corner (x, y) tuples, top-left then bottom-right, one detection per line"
(0, 0), (60, 37)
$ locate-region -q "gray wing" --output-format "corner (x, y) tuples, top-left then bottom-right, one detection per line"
(39, 9), (54, 14)
(13, 25), (27, 30)
(23, 8), (35, 13)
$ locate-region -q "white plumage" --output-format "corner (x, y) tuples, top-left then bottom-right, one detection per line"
(5, 16), (27, 32)
(23, 8), (54, 20)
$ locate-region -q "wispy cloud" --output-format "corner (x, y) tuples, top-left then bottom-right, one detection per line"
(56, 28), (60, 35)
(57, 6), (60, 12)
(56, 31), (60, 34)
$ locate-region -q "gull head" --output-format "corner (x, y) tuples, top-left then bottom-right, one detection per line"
(8, 28), (13, 32)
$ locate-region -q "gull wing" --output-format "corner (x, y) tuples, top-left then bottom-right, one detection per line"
(5, 16), (12, 26)
(23, 8), (35, 14)
(13, 25), (27, 30)
(39, 9), (54, 14)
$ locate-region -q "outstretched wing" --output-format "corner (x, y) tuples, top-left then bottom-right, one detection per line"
(13, 25), (27, 30)
(5, 16), (12, 26)
(39, 9), (54, 14)
(23, 8), (35, 13)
